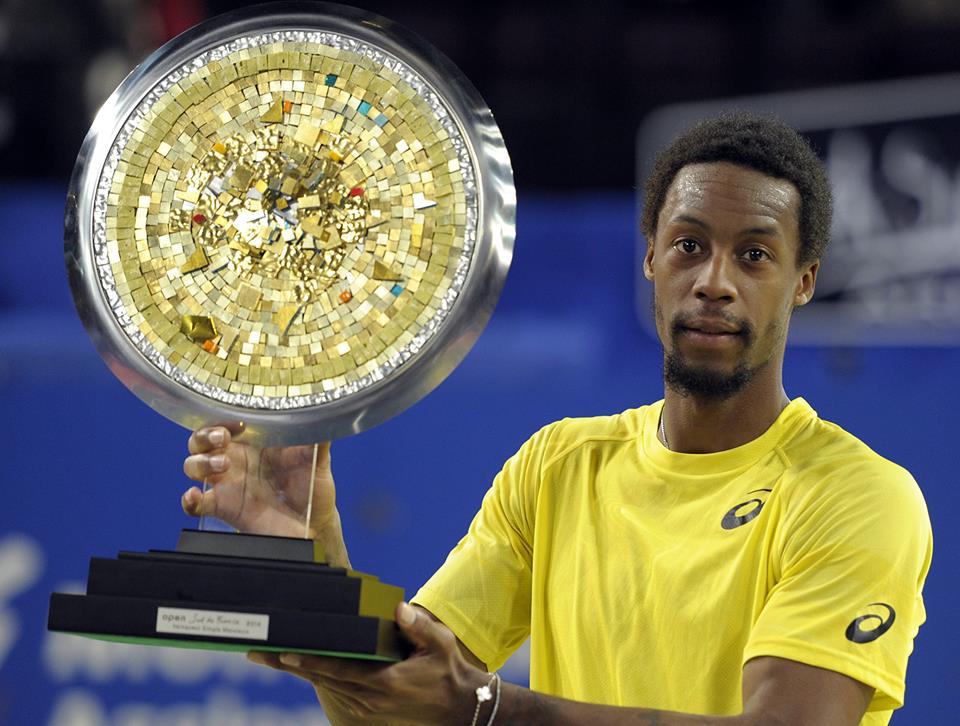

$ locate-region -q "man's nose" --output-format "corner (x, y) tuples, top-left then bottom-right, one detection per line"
(693, 254), (737, 302)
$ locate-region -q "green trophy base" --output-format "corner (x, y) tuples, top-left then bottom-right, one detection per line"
(47, 530), (410, 661)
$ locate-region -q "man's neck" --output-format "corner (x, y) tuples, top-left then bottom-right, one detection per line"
(660, 376), (790, 454)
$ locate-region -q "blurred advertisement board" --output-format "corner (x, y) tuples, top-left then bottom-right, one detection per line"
(637, 74), (960, 345)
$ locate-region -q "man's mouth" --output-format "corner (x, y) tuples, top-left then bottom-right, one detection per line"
(672, 316), (750, 349)
(680, 321), (742, 336)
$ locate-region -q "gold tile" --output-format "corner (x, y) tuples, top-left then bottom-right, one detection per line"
(260, 97), (284, 123)
(237, 283), (262, 309)
(372, 259), (402, 281)
(273, 304), (301, 335)
(180, 247), (209, 273)
(180, 315), (218, 342)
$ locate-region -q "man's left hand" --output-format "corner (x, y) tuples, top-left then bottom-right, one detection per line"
(248, 602), (489, 724)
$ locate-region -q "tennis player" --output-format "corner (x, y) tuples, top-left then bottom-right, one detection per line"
(182, 113), (931, 726)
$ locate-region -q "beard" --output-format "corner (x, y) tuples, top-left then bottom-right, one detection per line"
(658, 306), (764, 401)
(663, 349), (755, 400)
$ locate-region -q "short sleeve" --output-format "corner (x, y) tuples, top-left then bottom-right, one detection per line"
(412, 423), (556, 670)
(744, 462), (933, 711)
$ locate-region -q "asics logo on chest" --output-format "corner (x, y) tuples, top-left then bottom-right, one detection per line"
(720, 488), (772, 530)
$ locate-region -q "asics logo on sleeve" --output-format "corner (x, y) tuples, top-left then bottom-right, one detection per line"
(720, 489), (772, 530)
(845, 603), (896, 643)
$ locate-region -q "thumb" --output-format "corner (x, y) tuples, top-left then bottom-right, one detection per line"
(395, 602), (441, 651)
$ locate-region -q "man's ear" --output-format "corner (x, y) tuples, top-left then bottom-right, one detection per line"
(794, 260), (819, 306)
(643, 239), (655, 281)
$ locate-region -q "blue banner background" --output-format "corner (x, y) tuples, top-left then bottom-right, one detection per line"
(2, 187), (957, 725)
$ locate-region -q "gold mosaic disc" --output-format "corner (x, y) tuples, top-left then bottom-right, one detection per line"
(67, 5), (514, 442)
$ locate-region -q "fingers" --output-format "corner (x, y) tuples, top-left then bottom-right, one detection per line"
(247, 651), (296, 672)
(395, 601), (455, 653)
(247, 652), (382, 720)
(183, 451), (231, 481)
(187, 421), (244, 455)
(247, 652), (381, 698)
(188, 428), (226, 455)
(180, 485), (217, 518)
(247, 652), (326, 686)
(273, 652), (389, 684)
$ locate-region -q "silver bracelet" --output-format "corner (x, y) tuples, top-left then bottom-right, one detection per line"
(470, 672), (501, 726)
(485, 673), (502, 726)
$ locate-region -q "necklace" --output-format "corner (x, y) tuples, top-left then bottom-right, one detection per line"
(658, 398), (792, 452)
(659, 412), (669, 450)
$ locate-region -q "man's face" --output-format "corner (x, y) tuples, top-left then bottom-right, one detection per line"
(643, 162), (819, 400)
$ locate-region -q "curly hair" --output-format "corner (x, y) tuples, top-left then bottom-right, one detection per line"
(640, 112), (832, 266)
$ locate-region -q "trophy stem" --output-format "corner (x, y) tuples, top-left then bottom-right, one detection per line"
(197, 477), (231, 532)
(198, 476), (214, 531)
(304, 443), (319, 539)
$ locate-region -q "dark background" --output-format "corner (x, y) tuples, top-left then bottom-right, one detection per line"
(2, 2), (959, 725)
(5, 0), (960, 190)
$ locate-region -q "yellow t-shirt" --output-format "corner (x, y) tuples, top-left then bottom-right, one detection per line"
(412, 399), (932, 724)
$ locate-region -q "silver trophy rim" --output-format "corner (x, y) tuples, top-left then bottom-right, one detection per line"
(65, 1), (515, 445)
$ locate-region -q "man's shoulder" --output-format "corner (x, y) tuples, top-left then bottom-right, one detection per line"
(780, 411), (922, 507)
(534, 404), (653, 467)
(774, 412), (931, 572)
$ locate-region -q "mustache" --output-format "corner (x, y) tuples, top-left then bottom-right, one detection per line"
(670, 311), (755, 343)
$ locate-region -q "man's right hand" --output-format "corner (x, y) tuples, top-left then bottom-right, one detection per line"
(182, 425), (350, 566)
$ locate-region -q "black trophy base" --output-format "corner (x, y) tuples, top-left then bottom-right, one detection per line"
(47, 529), (410, 661)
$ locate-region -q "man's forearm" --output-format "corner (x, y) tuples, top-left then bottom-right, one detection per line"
(255, 611), (869, 726)
(494, 684), (740, 726)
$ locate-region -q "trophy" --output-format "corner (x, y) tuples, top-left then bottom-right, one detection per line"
(47, 2), (514, 662)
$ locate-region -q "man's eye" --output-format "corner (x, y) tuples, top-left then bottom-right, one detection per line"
(674, 238), (701, 254)
(743, 248), (770, 262)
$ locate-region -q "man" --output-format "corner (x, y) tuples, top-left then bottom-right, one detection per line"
(182, 113), (931, 725)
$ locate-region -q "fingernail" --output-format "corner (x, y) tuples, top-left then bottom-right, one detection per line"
(279, 653), (301, 667)
(209, 454), (226, 472)
(208, 429), (225, 446)
(398, 602), (416, 627)
(247, 652), (263, 664)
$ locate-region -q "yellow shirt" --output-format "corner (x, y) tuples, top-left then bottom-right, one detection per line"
(412, 399), (932, 724)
